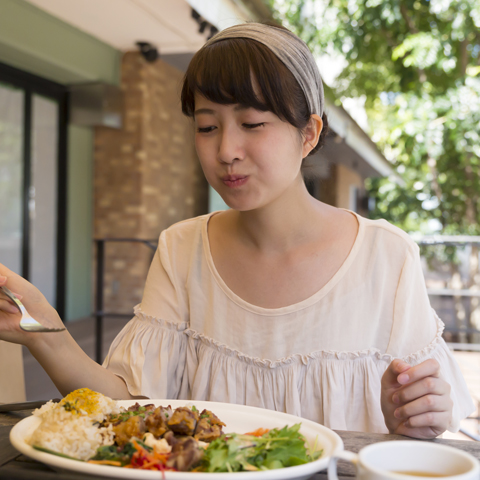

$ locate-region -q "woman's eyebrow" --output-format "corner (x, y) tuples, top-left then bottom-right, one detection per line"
(194, 108), (216, 116)
(194, 105), (254, 116)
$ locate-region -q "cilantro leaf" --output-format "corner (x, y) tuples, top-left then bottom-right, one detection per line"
(199, 424), (323, 472)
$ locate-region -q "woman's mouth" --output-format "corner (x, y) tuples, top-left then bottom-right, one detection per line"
(222, 175), (249, 188)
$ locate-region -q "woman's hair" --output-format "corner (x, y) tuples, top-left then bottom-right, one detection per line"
(181, 27), (329, 156)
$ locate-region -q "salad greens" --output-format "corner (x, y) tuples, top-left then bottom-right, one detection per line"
(90, 440), (152, 466)
(200, 424), (322, 473)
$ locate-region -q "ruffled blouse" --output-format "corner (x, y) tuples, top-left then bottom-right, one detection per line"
(103, 212), (474, 433)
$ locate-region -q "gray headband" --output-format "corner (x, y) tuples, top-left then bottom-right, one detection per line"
(204, 23), (324, 117)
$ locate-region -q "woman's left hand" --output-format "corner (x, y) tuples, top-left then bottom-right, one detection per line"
(381, 358), (453, 439)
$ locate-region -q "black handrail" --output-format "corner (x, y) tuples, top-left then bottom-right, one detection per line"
(94, 238), (157, 363)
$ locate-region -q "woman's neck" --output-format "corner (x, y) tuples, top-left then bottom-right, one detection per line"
(230, 178), (330, 254)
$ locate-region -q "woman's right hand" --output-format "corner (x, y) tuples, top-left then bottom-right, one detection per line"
(0, 264), (135, 399)
(0, 264), (64, 346)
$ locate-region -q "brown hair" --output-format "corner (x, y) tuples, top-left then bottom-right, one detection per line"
(181, 32), (328, 156)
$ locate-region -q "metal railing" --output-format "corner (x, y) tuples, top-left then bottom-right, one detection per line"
(415, 235), (480, 344)
(93, 238), (157, 363)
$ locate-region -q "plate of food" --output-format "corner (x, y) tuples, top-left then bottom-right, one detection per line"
(10, 388), (343, 480)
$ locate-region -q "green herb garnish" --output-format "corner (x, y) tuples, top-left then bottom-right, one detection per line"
(90, 440), (152, 465)
(33, 446), (84, 461)
(199, 424), (323, 473)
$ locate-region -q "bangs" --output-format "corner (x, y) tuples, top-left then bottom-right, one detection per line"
(181, 38), (305, 127)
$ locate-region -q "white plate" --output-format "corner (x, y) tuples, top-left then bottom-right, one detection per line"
(10, 399), (343, 480)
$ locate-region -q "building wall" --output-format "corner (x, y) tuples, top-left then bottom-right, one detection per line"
(94, 52), (208, 314)
(336, 163), (364, 211)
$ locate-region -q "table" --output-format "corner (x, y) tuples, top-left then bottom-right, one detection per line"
(2, 410), (480, 479)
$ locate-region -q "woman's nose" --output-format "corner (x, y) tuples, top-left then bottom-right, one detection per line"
(217, 129), (244, 164)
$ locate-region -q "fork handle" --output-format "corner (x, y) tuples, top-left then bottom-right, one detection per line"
(0, 286), (24, 315)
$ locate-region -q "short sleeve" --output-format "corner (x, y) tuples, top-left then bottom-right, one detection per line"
(387, 243), (436, 357)
(103, 230), (189, 399)
(387, 242), (474, 432)
(140, 230), (188, 324)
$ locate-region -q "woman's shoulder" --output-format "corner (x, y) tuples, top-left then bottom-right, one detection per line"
(354, 212), (419, 256)
(159, 213), (213, 246)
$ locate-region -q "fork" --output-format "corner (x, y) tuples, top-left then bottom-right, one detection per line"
(0, 286), (66, 332)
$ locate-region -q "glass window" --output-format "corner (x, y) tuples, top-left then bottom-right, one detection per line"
(0, 82), (24, 274)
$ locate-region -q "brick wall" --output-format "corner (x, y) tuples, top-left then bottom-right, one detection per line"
(94, 51), (208, 314)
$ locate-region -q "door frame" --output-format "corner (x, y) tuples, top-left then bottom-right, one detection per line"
(0, 61), (68, 319)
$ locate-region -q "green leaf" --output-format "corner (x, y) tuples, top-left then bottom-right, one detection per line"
(199, 424), (323, 473)
(33, 446), (84, 462)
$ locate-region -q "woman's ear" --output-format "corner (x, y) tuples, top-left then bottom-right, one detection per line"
(302, 114), (323, 158)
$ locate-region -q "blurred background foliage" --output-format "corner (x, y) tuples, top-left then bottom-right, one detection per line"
(271, 0), (480, 236)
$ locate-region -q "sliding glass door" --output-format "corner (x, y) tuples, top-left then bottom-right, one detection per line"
(0, 83), (23, 275)
(0, 63), (67, 315)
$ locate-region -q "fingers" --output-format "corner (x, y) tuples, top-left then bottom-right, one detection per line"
(394, 409), (452, 439)
(401, 410), (452, 430)
(393, 381), (452, 421)
(381, 358), (412, 390)
(393, 373), (450, 405)
(0, 298), (21, 315)
(394, 417), (451, 440)
(396, 359), (441, 386)
(388, 359), (453, 438)
(0, 275), (22, 297)
(0, 275), (23, 311)
(392, 360), (451, 421)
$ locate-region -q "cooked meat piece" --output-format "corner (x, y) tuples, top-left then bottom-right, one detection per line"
(163, 430), (179, 447)
(127, 402), (141, 412)
(198, 410), (226, 427)
(194, 418), (224, 442)
(113, 415), (146, 446)
(193, 410), (225, 442)
(167, 407), (199, 436)
(145, 405), (172, 438)
(166, 437), (204, 471)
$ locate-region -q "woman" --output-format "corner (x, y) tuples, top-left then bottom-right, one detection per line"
(0, 23), (473, 438)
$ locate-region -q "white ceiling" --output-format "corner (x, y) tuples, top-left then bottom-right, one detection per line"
(25, 0), (248, 54)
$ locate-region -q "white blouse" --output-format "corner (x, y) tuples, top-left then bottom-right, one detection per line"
(103, 212), (474, 433)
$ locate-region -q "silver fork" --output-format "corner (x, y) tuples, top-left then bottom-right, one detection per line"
(0, 286), (66, 332)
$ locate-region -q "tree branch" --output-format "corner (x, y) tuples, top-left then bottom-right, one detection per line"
(459, 39), (469, 77)
(399, 3), (427, 82)
(426, 156), (445, 228)
(464, 153), (479, 226)
(380, 27), (397, 48)
(400, 3), (419, 34)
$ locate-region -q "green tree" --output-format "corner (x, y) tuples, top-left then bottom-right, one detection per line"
(272, 0), (480, 338)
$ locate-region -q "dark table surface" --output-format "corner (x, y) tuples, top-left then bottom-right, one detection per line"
(2, 410), (480, 480)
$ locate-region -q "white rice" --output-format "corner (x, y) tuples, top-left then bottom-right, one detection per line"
(27, 389), (120, 461)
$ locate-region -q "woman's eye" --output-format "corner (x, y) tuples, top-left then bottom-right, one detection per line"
(243, 122), (265, 129)
(197, 126), (216, 133)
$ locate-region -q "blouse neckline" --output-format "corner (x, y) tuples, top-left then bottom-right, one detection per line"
(201, 209), (365, 316)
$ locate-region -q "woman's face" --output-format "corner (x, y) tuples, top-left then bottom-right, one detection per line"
(194, 94), (309, 212)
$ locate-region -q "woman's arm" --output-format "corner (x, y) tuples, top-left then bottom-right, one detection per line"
(27, 330), (136, 398)
(0, 268), (135, 399)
